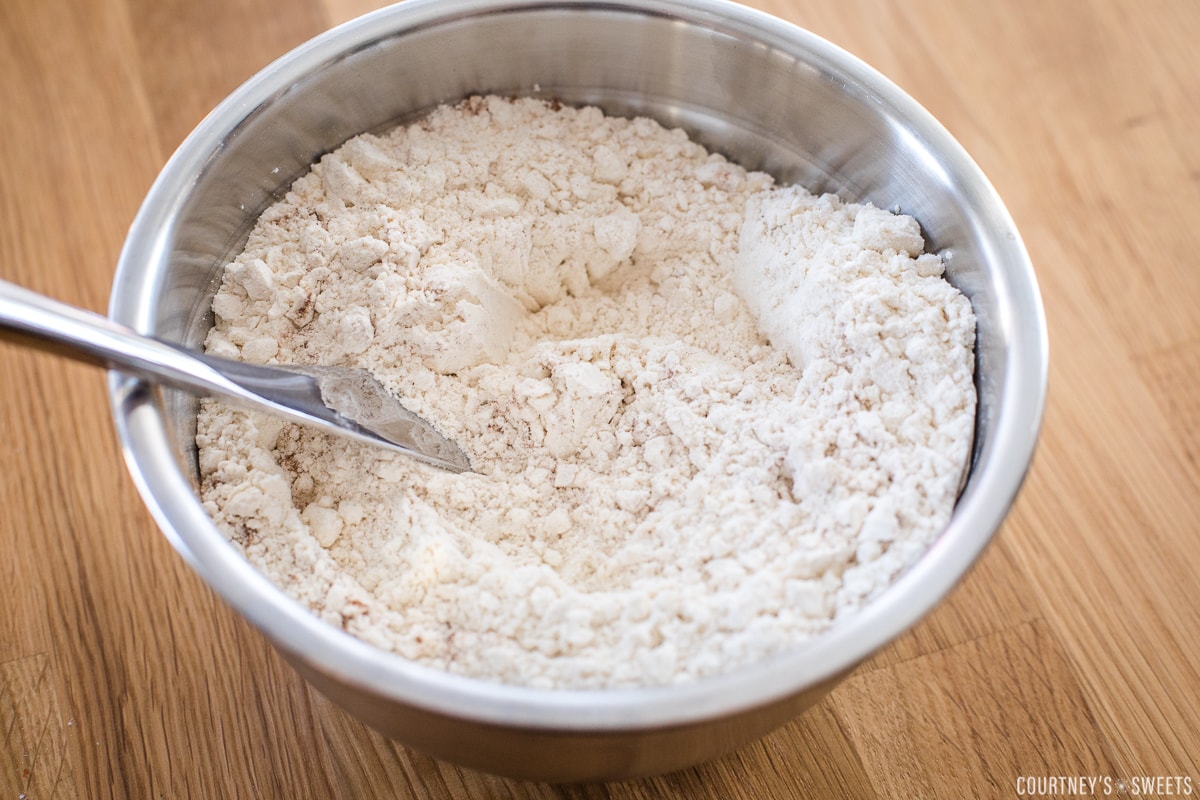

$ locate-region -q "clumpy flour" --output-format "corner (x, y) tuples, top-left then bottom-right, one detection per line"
(196, 96), (976, 689)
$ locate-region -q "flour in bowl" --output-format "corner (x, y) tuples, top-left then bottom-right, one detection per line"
(195, 96), (976, 689)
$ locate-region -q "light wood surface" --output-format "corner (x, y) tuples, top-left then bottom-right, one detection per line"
(3, 0), (1198, 797)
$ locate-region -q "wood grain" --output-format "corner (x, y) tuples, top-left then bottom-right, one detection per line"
(832, 622), (1120, 797)
(2, 655), (77, 799)
(2, 0), (1198, 797)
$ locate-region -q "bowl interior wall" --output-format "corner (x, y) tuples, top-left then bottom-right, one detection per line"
(148, 4), (1004, 507)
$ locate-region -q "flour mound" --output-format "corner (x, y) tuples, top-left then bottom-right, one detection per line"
(195, 96), (976, 689)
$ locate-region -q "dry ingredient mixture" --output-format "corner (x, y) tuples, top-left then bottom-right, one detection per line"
(196, 95), (976, 689)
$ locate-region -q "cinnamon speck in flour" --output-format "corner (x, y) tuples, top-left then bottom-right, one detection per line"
(196, 96), (976, 689)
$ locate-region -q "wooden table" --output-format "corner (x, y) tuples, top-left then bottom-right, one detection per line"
(3, 0), (1198, 797)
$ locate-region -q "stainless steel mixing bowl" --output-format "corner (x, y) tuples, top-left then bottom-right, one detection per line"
(108, 0), (1047, 782)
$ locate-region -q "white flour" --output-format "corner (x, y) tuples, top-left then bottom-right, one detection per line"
(196, 96), (976, 689)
